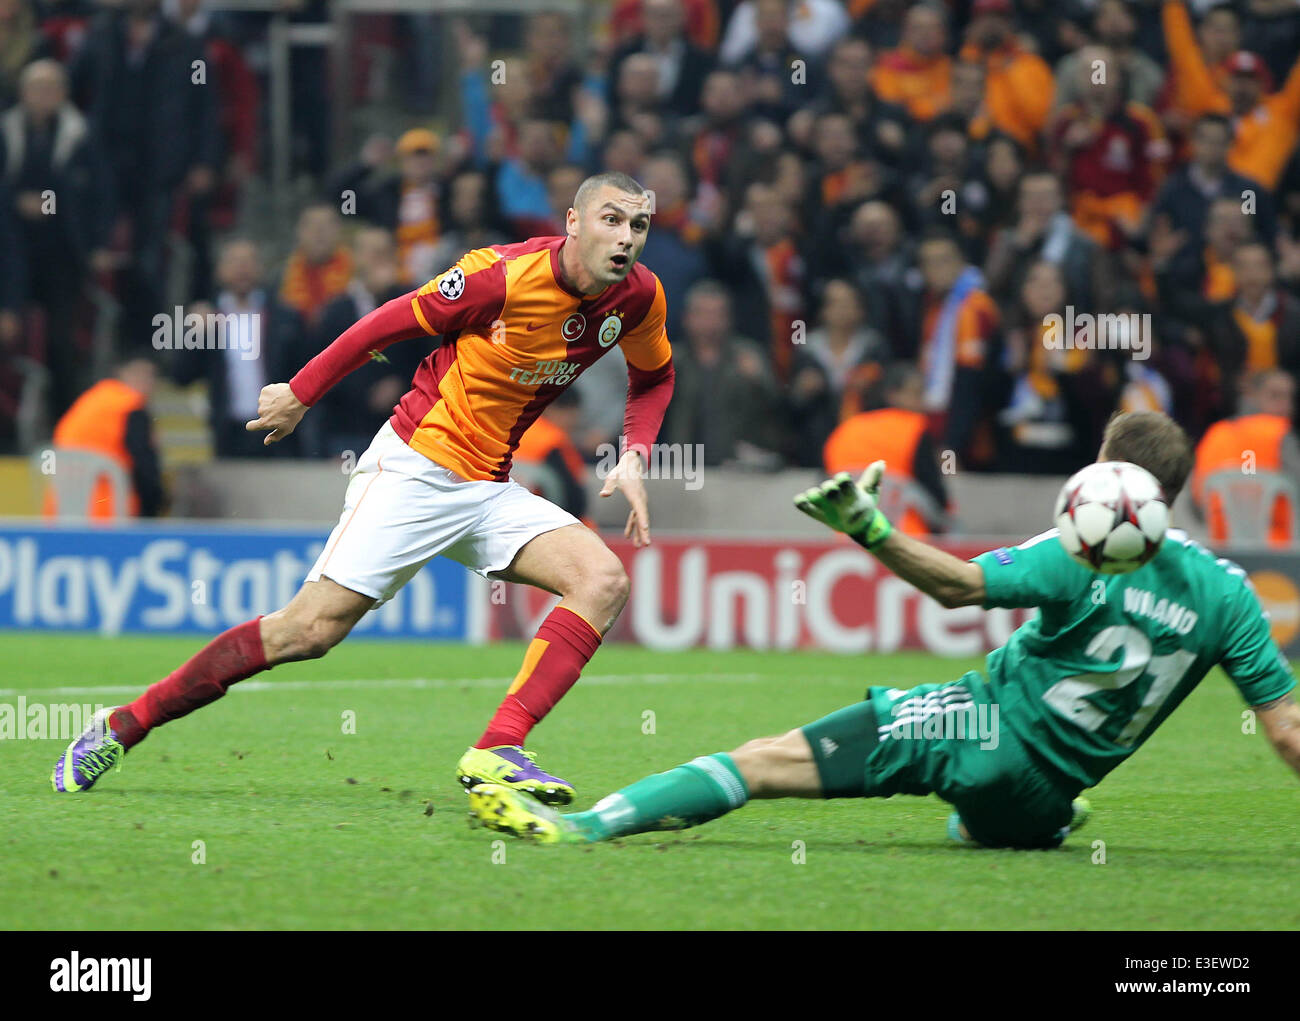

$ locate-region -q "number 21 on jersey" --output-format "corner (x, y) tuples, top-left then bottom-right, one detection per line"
(1044, 625), (1197, 746)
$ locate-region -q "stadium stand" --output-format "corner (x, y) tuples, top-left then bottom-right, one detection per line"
(1, 0), (1299, 543)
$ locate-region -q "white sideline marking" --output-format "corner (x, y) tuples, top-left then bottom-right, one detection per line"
(0, 673), (768, 698)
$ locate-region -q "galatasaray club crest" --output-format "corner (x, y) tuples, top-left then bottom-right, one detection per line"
(561, 313), (586, 342)
(598, 312), (624, 347)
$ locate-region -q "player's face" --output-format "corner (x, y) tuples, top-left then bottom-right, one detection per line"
(570, 187), (652, 288)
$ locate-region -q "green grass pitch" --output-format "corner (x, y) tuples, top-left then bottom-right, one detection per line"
(1, 633), (1297, 930)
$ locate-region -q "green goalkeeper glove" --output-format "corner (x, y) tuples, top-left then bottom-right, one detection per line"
(793, 460), (893, 550)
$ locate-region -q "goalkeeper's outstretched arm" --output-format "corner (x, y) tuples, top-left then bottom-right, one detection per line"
(794, 462), (984, 609)
(866, 529), (985, 609)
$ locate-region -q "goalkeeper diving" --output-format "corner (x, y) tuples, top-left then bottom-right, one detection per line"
(468, 411), (1300, 849)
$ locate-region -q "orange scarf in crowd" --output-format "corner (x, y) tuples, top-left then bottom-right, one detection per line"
(821, 169), (850, 207)
(1234, 305), (1279, 371)
(654, 201), (705, 245)
(765, 238), (803, 381)
(871, 45), (953, 122)
(396, 181), (442, 283)
(279, 248), (353, 326)
(1202, 248), (1236, 302)
(1027, 321), (1088, 402)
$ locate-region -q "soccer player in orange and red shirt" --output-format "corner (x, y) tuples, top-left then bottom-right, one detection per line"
(52, 173), (675, 803)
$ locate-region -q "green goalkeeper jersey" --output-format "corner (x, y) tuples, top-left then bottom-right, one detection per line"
(973, 528), (1296, 788)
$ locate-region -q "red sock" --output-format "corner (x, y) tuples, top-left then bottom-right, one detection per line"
(476, 606), (602, 749)
(110, 617), (268, 749)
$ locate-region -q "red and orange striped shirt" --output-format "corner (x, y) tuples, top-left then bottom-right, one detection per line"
(292, 235), (674, 482)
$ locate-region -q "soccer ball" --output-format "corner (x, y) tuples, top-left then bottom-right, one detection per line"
(1054, 461), (1169, 574)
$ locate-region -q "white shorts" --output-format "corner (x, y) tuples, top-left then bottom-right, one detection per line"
(306, 421), (580, 605)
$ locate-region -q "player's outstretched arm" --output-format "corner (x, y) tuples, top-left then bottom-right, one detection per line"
(247, 291), (447, 446)
(794, 462), (984, 608)
(1255, 693), (1300, 776)
(869, 530), (985, 609)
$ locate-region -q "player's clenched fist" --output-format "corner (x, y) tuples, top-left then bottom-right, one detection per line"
(245, 382), (308, 445)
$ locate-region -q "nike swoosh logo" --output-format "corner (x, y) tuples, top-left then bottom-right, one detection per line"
(525, 322), (547, 331)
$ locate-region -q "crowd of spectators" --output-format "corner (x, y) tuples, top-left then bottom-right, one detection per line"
(9, 0), (1300, 502)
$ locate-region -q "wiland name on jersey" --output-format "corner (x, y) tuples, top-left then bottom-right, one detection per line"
(1124, 588), (1198, 635)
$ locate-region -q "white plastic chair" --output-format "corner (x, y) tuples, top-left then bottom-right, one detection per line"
(35, 447), (132, 520)
(1201, 469), (1299, 545)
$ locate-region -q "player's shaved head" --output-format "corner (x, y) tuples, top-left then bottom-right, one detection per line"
(1098, 411), (1194, 502)
(559, 172), (652, 293)
(574, 171), (648, 214)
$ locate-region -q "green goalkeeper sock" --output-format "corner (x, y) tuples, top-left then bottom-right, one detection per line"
(564, 753), (750, 842)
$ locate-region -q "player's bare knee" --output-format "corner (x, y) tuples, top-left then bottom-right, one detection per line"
(576, 553), (629, 617)
(729, 737), (782, 796)
(606, 560), (631, 611)
(730, 729), (813, 798)
(729, 742), (775, 796)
